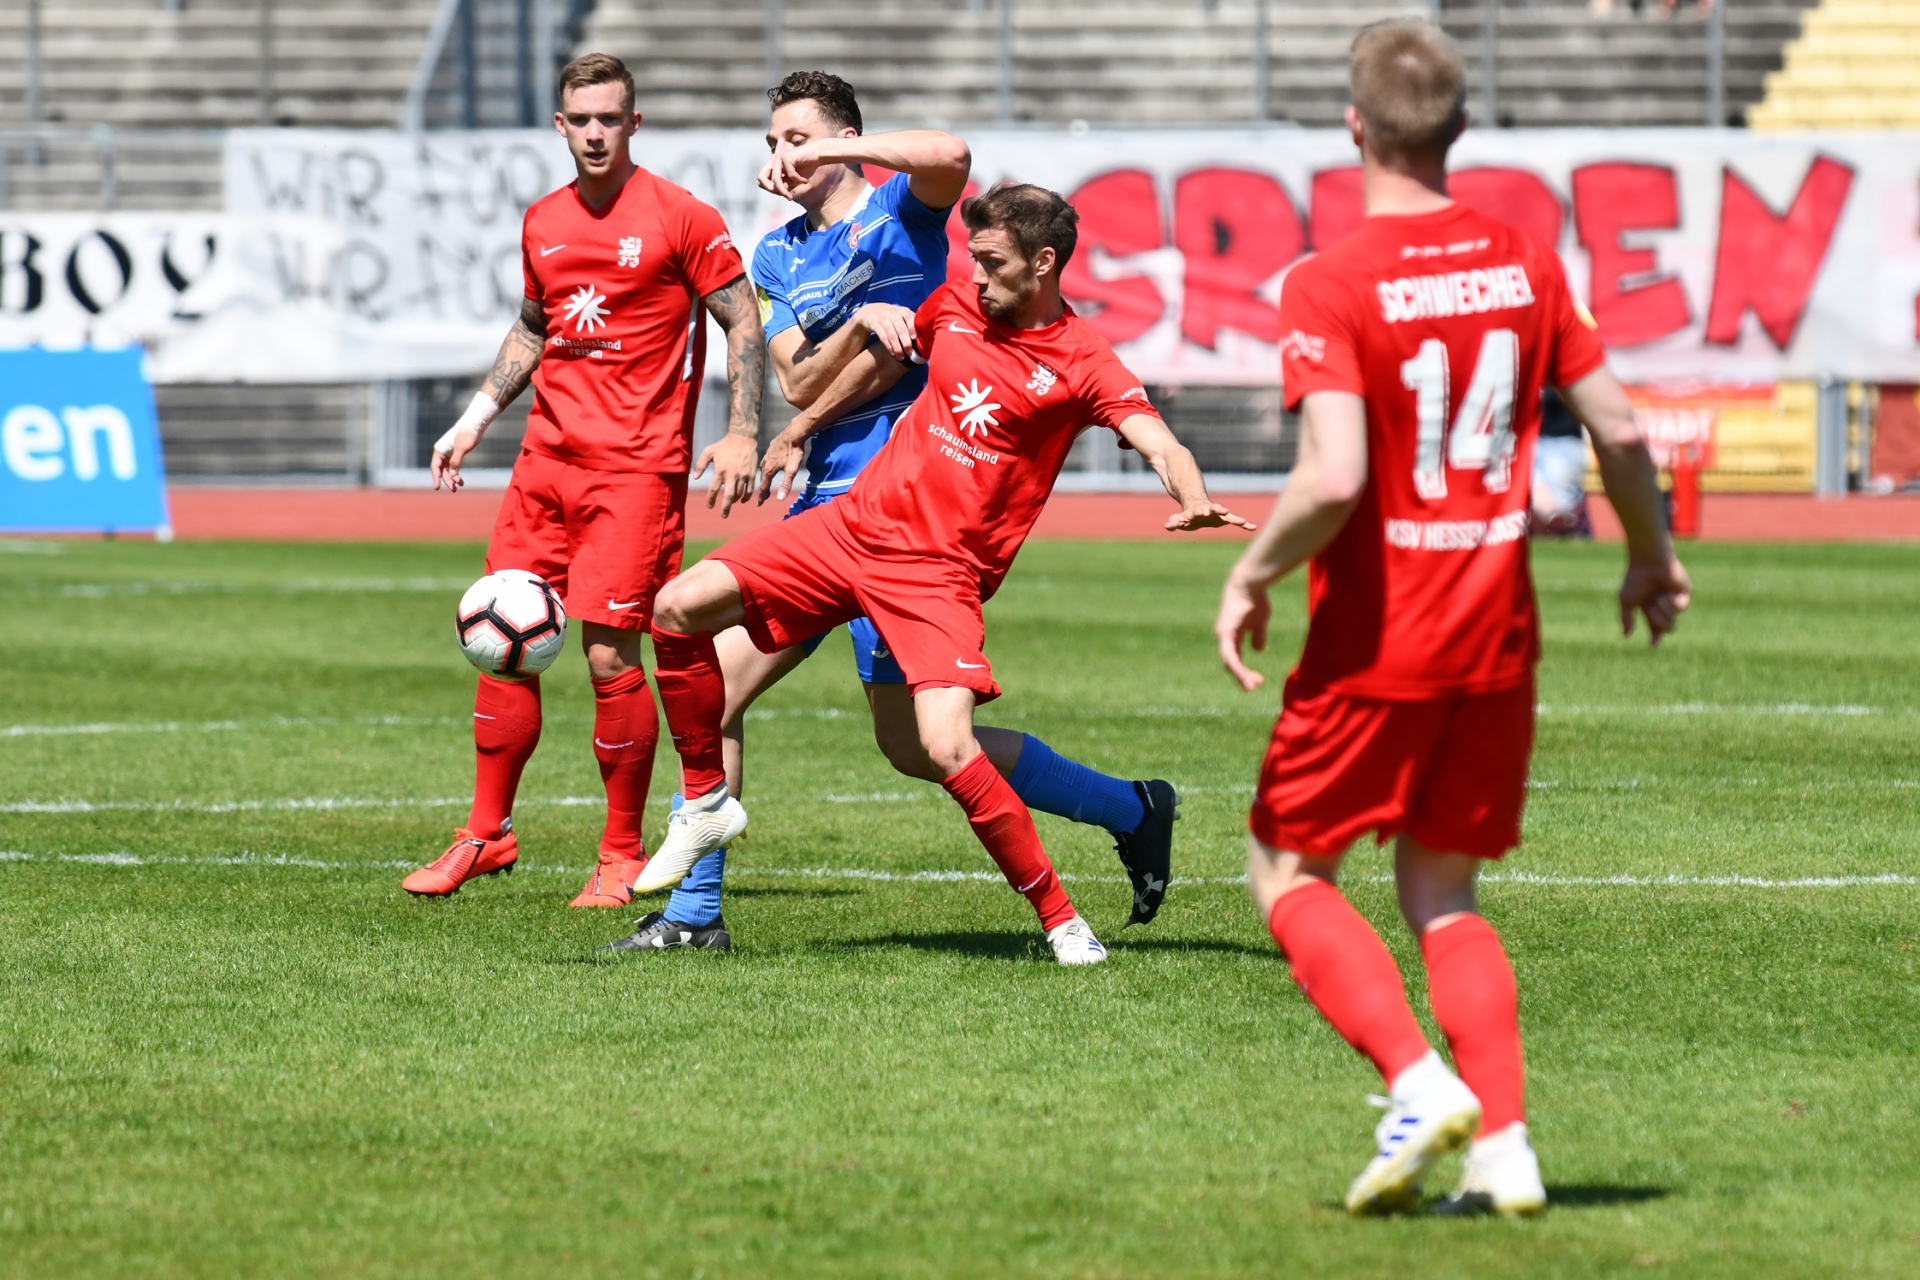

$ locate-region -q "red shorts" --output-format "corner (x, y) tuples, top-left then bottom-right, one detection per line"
(712, 499), (1002, 702)
(1249, 677), (1535, 859)
(485, 449), (686, 632)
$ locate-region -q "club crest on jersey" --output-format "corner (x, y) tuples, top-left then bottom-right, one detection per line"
(1026, 363), (1058, 396)
(617, 237), (643, 268)
(950, 379), (1001, 437)
(565, 284), (611, 332)
(847, 221), (864, 251)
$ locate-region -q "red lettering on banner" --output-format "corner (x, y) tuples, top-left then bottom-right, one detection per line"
(1061, 169), (1165, 344)
(1174, 168), (1300, 349)
(1703, 156), (1854, 349)
(942, 179), (982, 282)
(1309, 166), (1564, 253)
(1571, 162), (1691, 348)
(1309, 167), (1365, 250)
(1450, 168), (1564, 250)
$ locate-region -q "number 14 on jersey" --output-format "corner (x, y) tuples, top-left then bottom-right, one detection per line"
(1401, 329), (1520, 501)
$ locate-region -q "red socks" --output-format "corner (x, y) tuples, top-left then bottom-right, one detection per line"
(468, 675), (542, 839)
(941, 751), (1076, 930)
(1266, 880), (1431, 1085)
(1422, 914), (1526, 1135)
(650, 627), (728, 798)
(591, 666), (659, 859)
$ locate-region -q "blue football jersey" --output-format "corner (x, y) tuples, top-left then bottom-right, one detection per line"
(751, 174), (952, 497)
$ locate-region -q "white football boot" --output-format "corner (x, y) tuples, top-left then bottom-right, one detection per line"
(633, 786), (748, 894)
(1044, 915), (1109, 965)
(1438, 1122), (1547, 1218)
(1344, 1050), (1483, 1215)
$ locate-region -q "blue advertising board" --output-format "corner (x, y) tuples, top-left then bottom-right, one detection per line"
(0, 349), (170, 534)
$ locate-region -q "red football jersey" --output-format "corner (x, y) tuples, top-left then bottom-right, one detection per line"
(519, 168), (745, 473)
(1278, 202), (1606, 698)
(839, 280), (1161, 597)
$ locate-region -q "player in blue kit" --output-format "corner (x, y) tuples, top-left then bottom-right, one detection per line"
(608, 72), (1180, 952)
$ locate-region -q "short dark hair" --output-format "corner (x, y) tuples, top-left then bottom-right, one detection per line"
(559, 52), (635, 113)
(961, 182), (1080, 270)
(767, 70), (863, 135)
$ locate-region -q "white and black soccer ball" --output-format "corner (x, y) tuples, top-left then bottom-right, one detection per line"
(456, 570), (567, 679)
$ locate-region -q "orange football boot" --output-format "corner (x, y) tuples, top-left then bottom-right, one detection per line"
(570, 851), (649, 908)
(401, 827), (519, 896)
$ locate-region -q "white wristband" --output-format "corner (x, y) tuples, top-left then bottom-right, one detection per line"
(433, 392), (502, 457)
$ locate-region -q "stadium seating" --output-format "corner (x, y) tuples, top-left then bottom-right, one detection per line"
(580, 0), (1814, 130)
(1749, 0), (1920, 128)
(0, 0), (441, 210)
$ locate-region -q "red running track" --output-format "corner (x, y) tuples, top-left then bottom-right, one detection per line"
(157, 486), (1920, 543)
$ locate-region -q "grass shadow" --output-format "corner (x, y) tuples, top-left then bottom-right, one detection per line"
(1543, 1184), (1672, 1208)
(1106, 936), (1272, 958)
(725, 886), (860, 900)
(832, 931), (1041, 961)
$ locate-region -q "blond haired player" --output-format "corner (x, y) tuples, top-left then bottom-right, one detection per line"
(401, 54), (764, 906)
(1216, 20), (1690, 1215)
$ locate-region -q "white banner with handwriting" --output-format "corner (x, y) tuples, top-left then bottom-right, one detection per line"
(4, 128), (1918, 384)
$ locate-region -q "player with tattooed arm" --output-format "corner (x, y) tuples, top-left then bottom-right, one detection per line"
(400, 53), (765, 907)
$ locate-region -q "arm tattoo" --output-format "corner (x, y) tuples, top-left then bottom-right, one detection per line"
(703, 276), (766, 440)
(481, 296), (548, 406)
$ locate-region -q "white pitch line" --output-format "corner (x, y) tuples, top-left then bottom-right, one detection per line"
(0, 795), (616, 815)
(56, 577), (473, 598)
(0, 852), (1909, 890)
(6, 703), (1909, 743)
(0, 714), (466, 739)
(1537, 703), (1906, 717)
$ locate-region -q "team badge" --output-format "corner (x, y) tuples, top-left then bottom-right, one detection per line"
(617, 236), (643, 268)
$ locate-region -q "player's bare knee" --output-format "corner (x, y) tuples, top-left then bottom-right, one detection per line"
(919, 729), (978, 779)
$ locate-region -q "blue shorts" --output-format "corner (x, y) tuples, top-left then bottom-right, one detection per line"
(787, 490), (906, 686)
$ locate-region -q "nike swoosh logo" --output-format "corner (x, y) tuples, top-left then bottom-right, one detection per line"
(594, 739), (636, 750)
(540, 244), (567, 257)
(948, 321), (978, 334)
(608, 599), (643, 610)
(955, 659), (987, 669)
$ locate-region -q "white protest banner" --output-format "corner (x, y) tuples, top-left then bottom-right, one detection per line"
(10, 129), (1920, 386)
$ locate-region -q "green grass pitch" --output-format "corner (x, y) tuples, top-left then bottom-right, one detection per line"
(1, 534), (1915, 1278)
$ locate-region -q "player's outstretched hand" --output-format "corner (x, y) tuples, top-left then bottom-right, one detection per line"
(1619, 553), (1692, 647)
(1166, 500), (1257, 533)
(1216, 576), (1272, 692)
(758, 424), (810, 504)
(855, 303), (918, 362)
(430, 429), (480, 493)
(697, 432), (759, 518)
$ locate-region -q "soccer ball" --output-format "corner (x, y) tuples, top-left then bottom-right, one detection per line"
(456, 570), (567, 679)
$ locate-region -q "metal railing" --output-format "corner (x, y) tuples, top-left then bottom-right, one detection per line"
(404, 0), (583, 132)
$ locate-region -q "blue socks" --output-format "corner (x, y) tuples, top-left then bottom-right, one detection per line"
(1006, 734), (1145, 836)
(660, 740), (1135, 925)
(663, 792), (727, 926)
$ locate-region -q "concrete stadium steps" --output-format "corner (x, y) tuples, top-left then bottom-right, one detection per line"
(581, 0), (1810, 128)
(0, 131), (223, 212)
(154, 382), (372, 480)
(1751, 0), (1920, 127)
(581, 0), (1425, 127)
(0, 0), (438, 132)
(1436, 0), (1815, 128)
